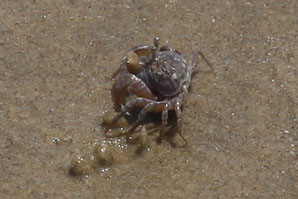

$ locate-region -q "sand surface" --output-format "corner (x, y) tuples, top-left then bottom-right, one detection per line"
(1, 0), (298, 198)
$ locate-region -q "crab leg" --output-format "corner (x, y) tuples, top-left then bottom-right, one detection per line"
(191, 49), (214, 72)
(125, 101), (171, 137)
(104, 97), (154, 134)
(105, 97), (166, 135)
(160, 103), (170, 132)
(174, 102), (188, 145)
(125, 102), (157, 135)
(107, 91), (188, 145)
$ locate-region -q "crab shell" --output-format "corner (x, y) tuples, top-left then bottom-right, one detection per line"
(138, 50), (189, 98)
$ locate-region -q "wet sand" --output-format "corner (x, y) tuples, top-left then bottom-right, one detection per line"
(1, 0), (298, 198)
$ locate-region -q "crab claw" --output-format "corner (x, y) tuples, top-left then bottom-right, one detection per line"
(111, 71), (156, 111)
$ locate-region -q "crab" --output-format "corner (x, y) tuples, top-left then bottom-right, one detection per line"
(104, 37), (213, 145)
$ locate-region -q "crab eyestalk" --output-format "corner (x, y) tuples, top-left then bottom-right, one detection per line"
(151, 37), (160, 61)
(153, 37), (160, 48)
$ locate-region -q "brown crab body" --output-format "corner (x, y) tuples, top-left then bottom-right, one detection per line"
(105, 37), (213, 145)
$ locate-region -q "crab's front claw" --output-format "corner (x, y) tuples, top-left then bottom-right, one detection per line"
(111, 72), (156, 111)
(111, 45), (151, 79)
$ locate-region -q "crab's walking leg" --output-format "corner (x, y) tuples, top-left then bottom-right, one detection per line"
(174, 101), (188, 146)
(104, 98), (153, 134)
(161, 103), (169, 131)
(125, 101), (168, 137)
(125, 102), (155, 136)
(192, 49), (214, 72)
(154, 103), (170, 140)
